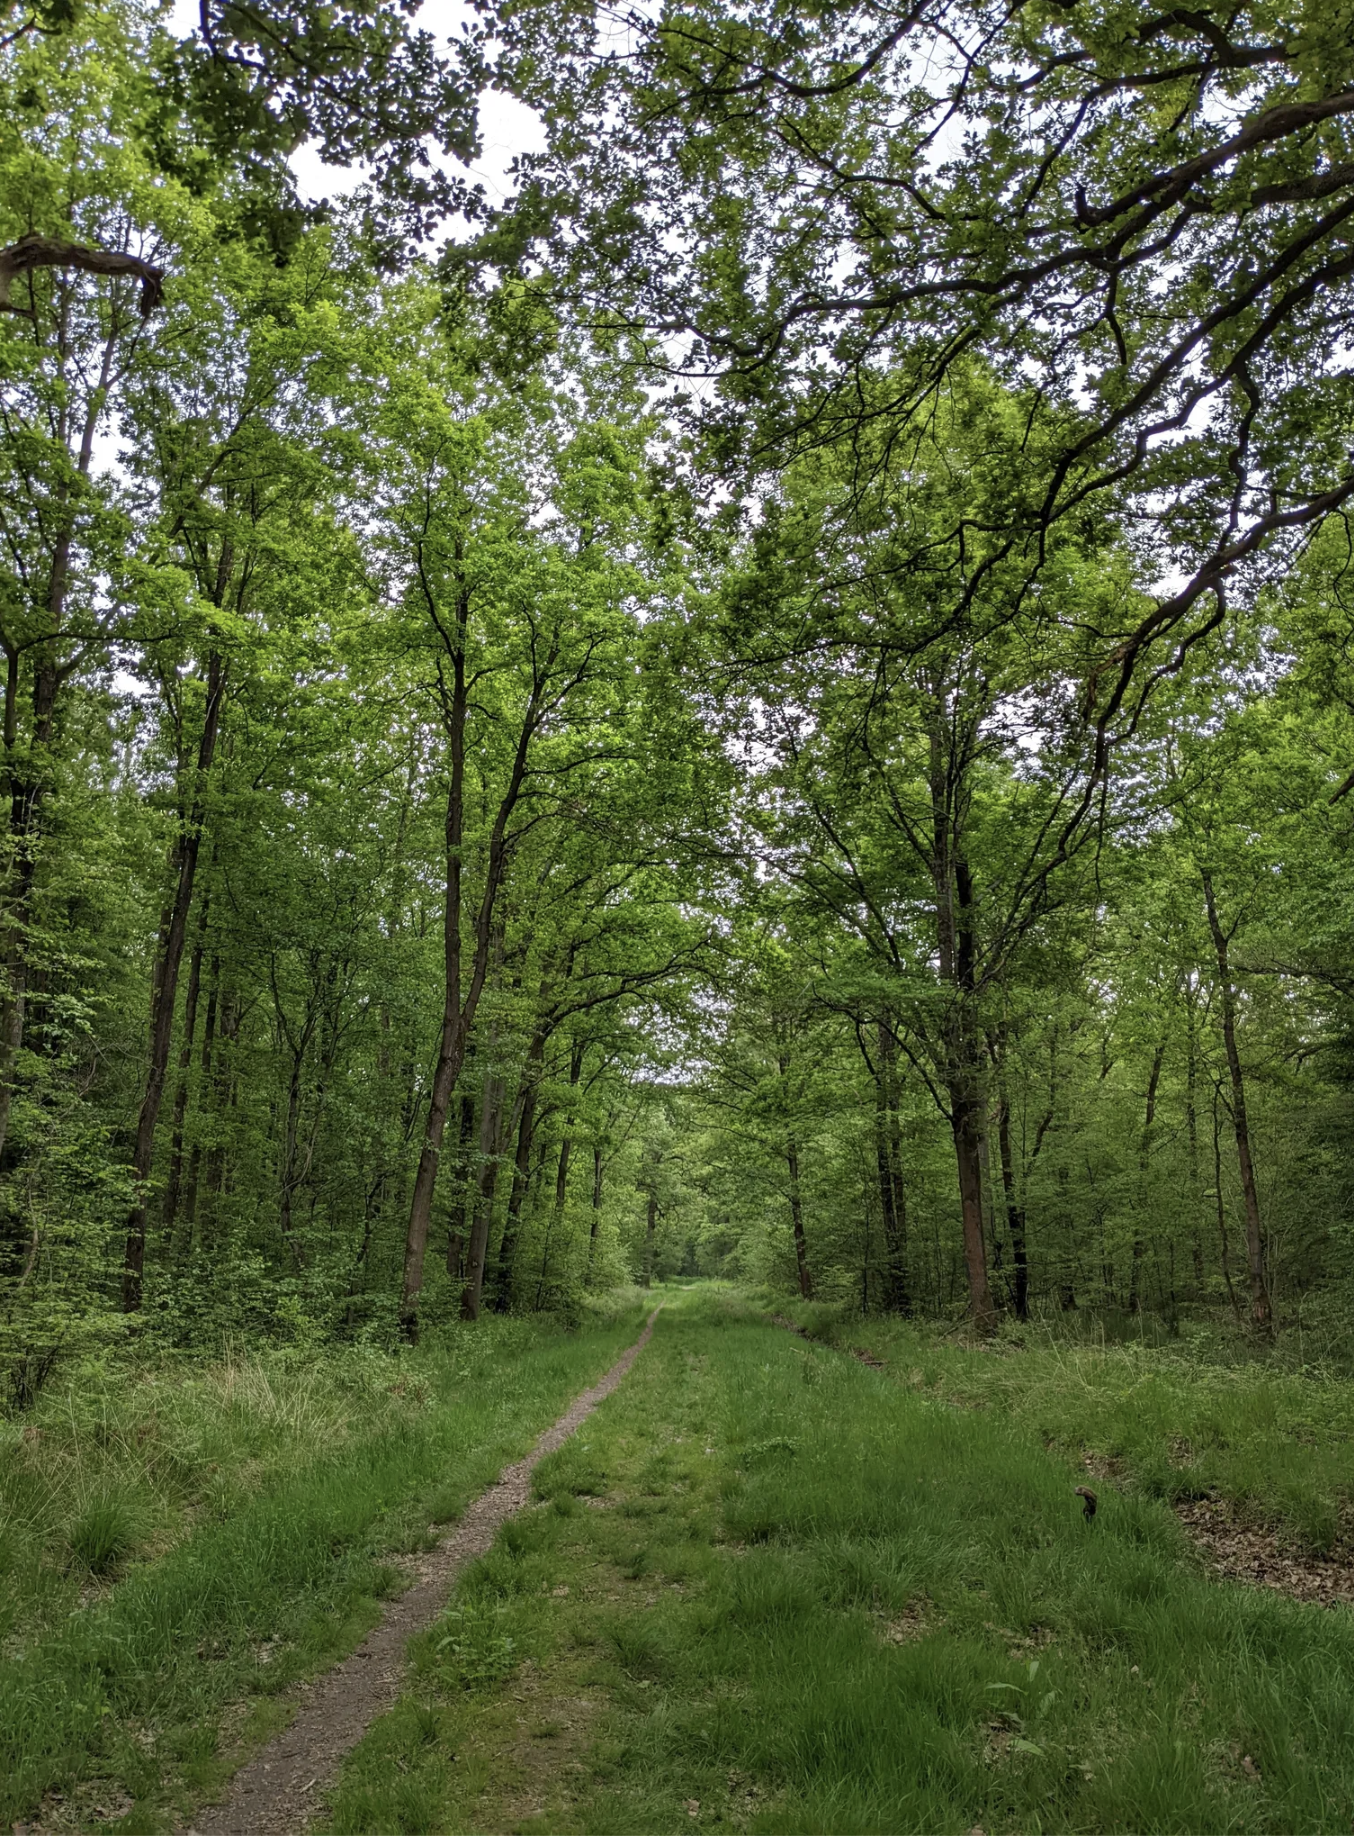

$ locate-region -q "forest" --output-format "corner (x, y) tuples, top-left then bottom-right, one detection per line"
(4, 0), (1354, 1830)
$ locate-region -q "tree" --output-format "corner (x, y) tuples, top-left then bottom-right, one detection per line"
(716, 373), (1123, 1326)
(491, 0), (1354, 755)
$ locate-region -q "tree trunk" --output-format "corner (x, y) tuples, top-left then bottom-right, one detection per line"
(446, 1087), (476, 1279)
(0, 638), (63, 1167)
(278, 1041), (307, 1254)
(400, 626), (470, 1334)
(162, 896), (209, 1244)
(1185, 989), (1206, 1288)
(873, 1020), (909, 1313)
(401, 560), (543, 1336)
(1129, 1038), (1166, 1314)
(0, 647), (41, 1170)
(182, 959), (219, 1246)
(0, 637), (47, 1168)
(397, 556), (535, 1337)
(492, 1057), (541, 1313)
(534, 1123), (569, 1310)
(0, 324), (118, 1165)
(1212, 1081), (1243, 1320)
(461, 1066), (506, 1321)
(586, 1143), (603, 1280)
(123, 649), (226, 1311)
(642, 1190), (658, 1288)
(994, 1089), (1029, 1320)
(1201, 869), (1271, 1332)
(553, 1133), (572, 1232)
(949, 1074), (997, 1331)
(549, 1038), (583, 1245)
(977, 1121), (996, 1271)
(202, 984), (241, 1227)
(927, 715), (995, 1332)
(786, 1137), (813, 1298)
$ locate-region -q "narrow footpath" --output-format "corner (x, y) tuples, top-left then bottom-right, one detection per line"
(186, 1308), (662, 1836)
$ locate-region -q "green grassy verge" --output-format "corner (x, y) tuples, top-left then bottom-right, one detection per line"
(321, 1288), (1354, 1834)
(0, 1295), (650, 1832)
(767, 1297), (1354, 1553)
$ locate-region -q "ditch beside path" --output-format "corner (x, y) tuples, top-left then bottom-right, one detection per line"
(184, 1306), (662, 1836)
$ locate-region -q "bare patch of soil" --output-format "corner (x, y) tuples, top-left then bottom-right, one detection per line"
(182, 1308), (662, 1836)
(874, 1597), (939, 1645)
(1174, 1497), (1354, 1609)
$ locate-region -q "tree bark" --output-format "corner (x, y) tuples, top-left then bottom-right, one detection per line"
(203, 984), (241, 1226)
(872, 1020), (909, 1313)
(642, 1190), (658, 1288)
(492, 1040), (545, 1313)
(181, 958), (219, 1245)
(552, 1132), (573, 1235)
(277, 1032), (312, 1253)
(1212, 1081), (1243, 1320)
(586, 1142), (604, 1280)
(1129, 1037), (1166, 1314)
(949, 1073), (996, 1330)
(786, 1136), (813, 1298)
(0, 234), (164, 315)
(928, 720), (996, 1332)
(123, 648), (226, 1310)
(461, 1060), (508, 1321)
(1185, 987), (1206, 1287)
(0, 319), (119, 1166)
(532, 1037), (583, 1304)
(162, 900), (209, 1246)
(399, 586), (471, 1335)
(1201, 869), (1271, 1332)
(401, 558), (546, 1336)
(993, 1088), (1029, 1320)
(446, 1087), (476, 1280)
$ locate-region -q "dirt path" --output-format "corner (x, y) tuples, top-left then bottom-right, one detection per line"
(184, 1307), (662, 1836)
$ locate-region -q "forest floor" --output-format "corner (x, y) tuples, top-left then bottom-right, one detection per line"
(320, 1287), (1354, 1836)
(6, 1286), (1354, 1833)
(772, 1297), (1354, 1602)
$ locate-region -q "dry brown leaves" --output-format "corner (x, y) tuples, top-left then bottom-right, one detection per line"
(1174, 1497), (1354, 1609)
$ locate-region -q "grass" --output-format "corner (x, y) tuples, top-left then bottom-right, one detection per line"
(320, 1287), (1354, 1834)
(767, 1296), (1354, 1553)
(66, 1487), (143, 1577)
(0, 1291), (651, 1832)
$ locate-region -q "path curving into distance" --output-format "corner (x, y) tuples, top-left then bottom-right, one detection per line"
(185, 1306), (663, 1836)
